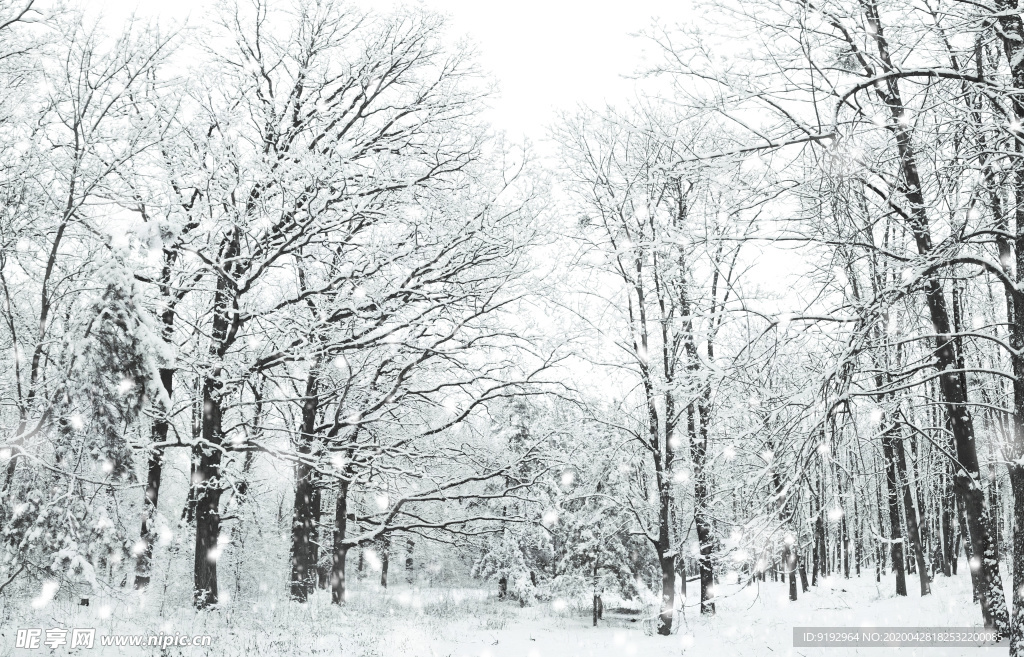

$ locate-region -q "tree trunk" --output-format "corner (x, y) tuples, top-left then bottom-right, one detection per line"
(881, 420), (907, 597)
(193, 376), (225, 609)
(406, 537), (414, 584)
(678, 558), (687, 598)
(135, 365), (173, 590)
(135, 235), (181, 591)
(1010, 466), (1024, 655)
(989, 462), (1001, 569)
(330, 480), (349, 605)
(842, 514), (850, 579)
(956, 489), (980, 601)
(853, 490), (862, 577)
(895, 432), (931, 595)
(688, 402), (715, 616)
(811, 524), (819, 586)
(182, 394), (201, 524)
(675, 224), (714, 619)
(657, 551), (675, 634)
(289, 464), (315, 600)
(786, 545), (797, 601)
(813, 483), (825, 586)
(192, 228), (240, 610)
(941, 464), (954, 577)
(289, 371), (319, 602)
(311, 486), (324, 590)
(380, 536), (390, 589)
(909, 433), (931, 579)
(834, 454), (850, 580)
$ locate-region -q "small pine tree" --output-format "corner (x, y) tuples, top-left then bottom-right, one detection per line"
(2, 263), (162, 599)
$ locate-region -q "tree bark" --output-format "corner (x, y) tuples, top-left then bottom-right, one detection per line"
(193, 377), (225, 609)
(1010, 468), (1024, 654)
(380, 535), (390, 589)
(193, 228), (241, 609)
(786, 545), (797, 601)
(289, 370), (319, 602)
(405, 537), (414, 584)
(657, 551), (675, 634)
(688, 402), (715, 616)
(135, 212), (186, 590)
(811, 512), (820, 586)
(673, 194), (714, 619)
(940, 462), (954, 577)
(895, 432), (931, 595)
(313, 486), (327, 590)
(182, 392), (201, 525)
(814, 478), (826, 585)
(135, 365), (172, 590)
(881, 420), (907, 597)
(331, 480), (350, 605)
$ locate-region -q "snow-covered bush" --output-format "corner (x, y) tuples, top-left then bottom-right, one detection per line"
(472, 527), (552, 606)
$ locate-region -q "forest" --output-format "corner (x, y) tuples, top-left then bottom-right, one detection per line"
(1, 0), (1023, 654)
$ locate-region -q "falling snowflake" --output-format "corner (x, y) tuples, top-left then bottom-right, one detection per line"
(31, 581), (59, 609)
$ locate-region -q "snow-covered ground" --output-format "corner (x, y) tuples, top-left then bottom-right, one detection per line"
(0, 572), (1005, 656)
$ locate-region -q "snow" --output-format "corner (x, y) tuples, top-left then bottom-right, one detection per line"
(1, 569), (1009, 656)
(361, 574), (1005, 656)
(29, 581), (58, 609)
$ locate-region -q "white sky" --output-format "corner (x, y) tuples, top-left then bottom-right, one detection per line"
(95, 0), (696, 143)
(397, 0), (692, 140)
